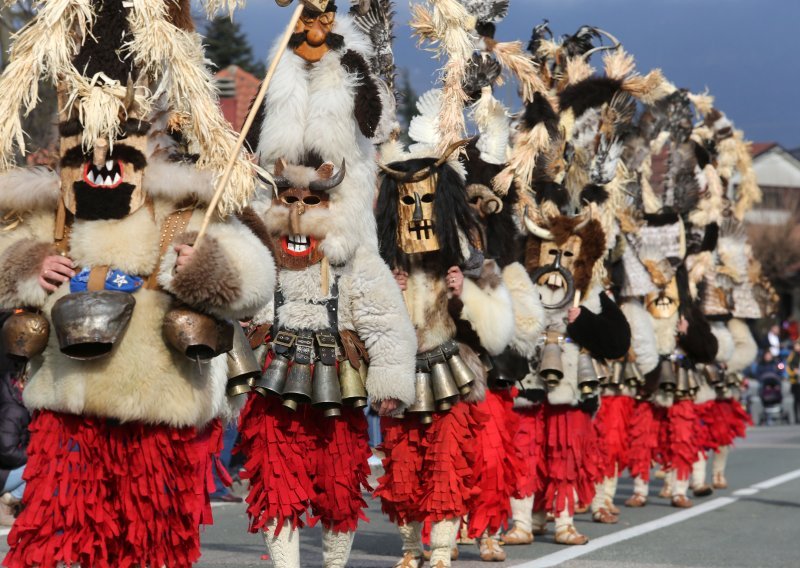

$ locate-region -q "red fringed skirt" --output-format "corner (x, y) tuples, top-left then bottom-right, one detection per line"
(512, 404), (546, 499)
(3, 410), (212, 568)
(628, 400), (661, 481)
(467, 389), (522, 538)
(666, 399), (702, 481)
(535, 404), (600, 516)
(376, 402), (481, 524)
(237, 394), (371, 535)
(696, 399), (751, 452)
(594, 395), (635, 478)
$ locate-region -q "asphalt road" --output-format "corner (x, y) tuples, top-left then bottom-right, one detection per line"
(2, 425), (800, 567)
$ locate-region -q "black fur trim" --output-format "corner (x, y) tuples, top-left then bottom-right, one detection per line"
(580, 183), (608, 205)
(677, 304), (718, 364)
(59, 119), (83, 138)
(463, 140), (502, 187)
(521, 92), (558, 135)
(559, 77), (623, 118)
(376, 159), (480, 272)
(60, 145), (90, 169)
(693, 140), (711, 169)
(73, 182), (135, 221)
(71, 0), (134, 84)
(475, 21), (496, 39)
(533, 179), (569, 209)
(110, 144), (147, 171)
(643, 211), (680, 226)
(448, 297), (483, 354)
(340, 50), (382, 138)
(121, 118), (151, 136)
(566, 292), (631, 360)
(700, 222), (719, 252)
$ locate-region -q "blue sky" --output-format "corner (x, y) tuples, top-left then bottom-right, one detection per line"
(230, 0), (800, 149)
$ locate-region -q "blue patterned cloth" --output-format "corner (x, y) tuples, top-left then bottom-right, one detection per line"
(70, 268), (144, 293)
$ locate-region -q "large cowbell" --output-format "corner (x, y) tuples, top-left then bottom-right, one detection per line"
(538, 333), (563, 387)
(226, 324), (261, 397)
(52, 291), (135, 360)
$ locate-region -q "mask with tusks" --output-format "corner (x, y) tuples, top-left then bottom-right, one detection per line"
(645, 277), (680, 319)
(268, 158), (346, 270)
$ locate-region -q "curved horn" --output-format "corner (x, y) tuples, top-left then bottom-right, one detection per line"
(309, 159), (346, 192)
(378, 163), (434, 183)
(123, 74), (135, 112)
(523, 206), (554, 240)
(574, 205), (593, 232)
(434, 137), (476, 167)
(262, 174), (292, 189)
(581, 28), (621, 61)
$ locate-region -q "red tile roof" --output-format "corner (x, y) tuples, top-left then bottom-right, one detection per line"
(750, 142), (778, 158)
(214, 65), (260, 133)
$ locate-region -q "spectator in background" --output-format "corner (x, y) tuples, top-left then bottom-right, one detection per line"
(754, 350), (782, 379)
(767, 324), (782, 358)
(0, 367), (30, 526)
(787, 340), (800, 422)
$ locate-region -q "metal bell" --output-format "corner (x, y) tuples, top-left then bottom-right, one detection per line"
(658, 359), (677, 392)
(687, 368), (700, 395)
(407, 371), (435, 424)
(1, 310), (50, 361)
(538, 335), (563, 387)
(676, 365), (690, 396)
(340, 359), (368, 408)
(253, 354), (289, 398)
(592, 359), (610, 385)
(226, 324), (260, 397)
(702, 364), (721, 385)
(577, 350), (599, 395)
(608, 361), (625, 387)
(624, 362), (645, 388)
(725, 370), (740, 388)
(430, 360), (459, 411)
(282, 362), (313, 410)
(52, 291), (136, 360)
(162, 306), (234, 362)
(441, 341), (474, 395)
(312, 362), (343, 417)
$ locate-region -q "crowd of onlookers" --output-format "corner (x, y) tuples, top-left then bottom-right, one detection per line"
(746, 321), (800, 423)
(0, 353), (29, 526)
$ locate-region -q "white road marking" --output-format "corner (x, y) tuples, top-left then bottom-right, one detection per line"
(517, 467), (800, 568)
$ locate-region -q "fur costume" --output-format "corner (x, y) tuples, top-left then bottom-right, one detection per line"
(238, 161), (416, 566)
(0, 2), (274, 566)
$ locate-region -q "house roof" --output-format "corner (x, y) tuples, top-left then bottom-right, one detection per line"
(750, 142), (778, 158)
(214, 65), (260, 133)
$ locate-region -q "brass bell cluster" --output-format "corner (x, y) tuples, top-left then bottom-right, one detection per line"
(657, 357), (677, 393)
(253, 330), (368, 418)
(406, 340), (476, 424)
(225, 324), (262, 397)
(1, 309), (50, 362)
(577, 350), (600, 396)
(538, 332), (563, 388)
(607, 360), (625, 388)
(623, 360), (645, 389)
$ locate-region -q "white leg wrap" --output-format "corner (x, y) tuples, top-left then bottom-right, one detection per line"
(531, 509), (548, 531)
(510, 496), (534, 532)
(633, 475), (649, 497)
(322, 528), (354, 568)
(397, 522), (423, 557)
(691, 453), (707, 488)
(713, 446), (730, 475)
(429, 518), (459, 567)
(590, 481), (606, 513)
(673, 476), (690, 498)
(263, 519), (300, 568)
(554, 507), (572, 530)
(605, 469), (619, 502)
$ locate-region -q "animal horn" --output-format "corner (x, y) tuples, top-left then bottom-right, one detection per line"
(581, 28), (621, 61)
(434, 137), (476, 167)
(378, 163), (434, 183)
(574, 205), (593, 231)
(523, 206), (554, 240)
(309, 159), (346, 192)
(123, 75), (135, 112)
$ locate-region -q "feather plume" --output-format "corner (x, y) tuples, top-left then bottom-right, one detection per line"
(489, 40), (546, 102)
(457, 0), (509, 23)
(732, 136), (761, 219)
(590, 135), (624, 186)
(198, 0), (245, 18)
(603, 49), (635, 80)
(688, 90), (715, 117)
(689, 164), (725, 226)
(471, 87), (509, 165)
(564, 57), (594, 86)
(126, 0), (254, 213)
(494, 121), (550, 195)
(623, 69), (675, 104)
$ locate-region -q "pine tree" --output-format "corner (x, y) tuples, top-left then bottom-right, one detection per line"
(203, 17), (265, 76)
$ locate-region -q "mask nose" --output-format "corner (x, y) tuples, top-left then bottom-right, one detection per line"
(552, 250), (563, 270)
(412, 192), (423, 222)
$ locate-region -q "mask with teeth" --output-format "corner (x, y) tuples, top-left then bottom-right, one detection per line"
(58, 109), (150, 221)
(267, 158), (344, 270)
(645, 278), (680, 319)
(533, 235), (582, 308)
(397, 175), (440, 254)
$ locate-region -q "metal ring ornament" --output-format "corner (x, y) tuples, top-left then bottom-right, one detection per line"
(529, 263), (576, 310)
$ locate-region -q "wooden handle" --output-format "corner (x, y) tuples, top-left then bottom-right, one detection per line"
(194, 2), (304, 246)
(572, 290), (582, 309)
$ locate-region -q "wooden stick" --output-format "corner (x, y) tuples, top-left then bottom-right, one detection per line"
(572, 290), (582, 309)
(194, 1), (304, 246)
